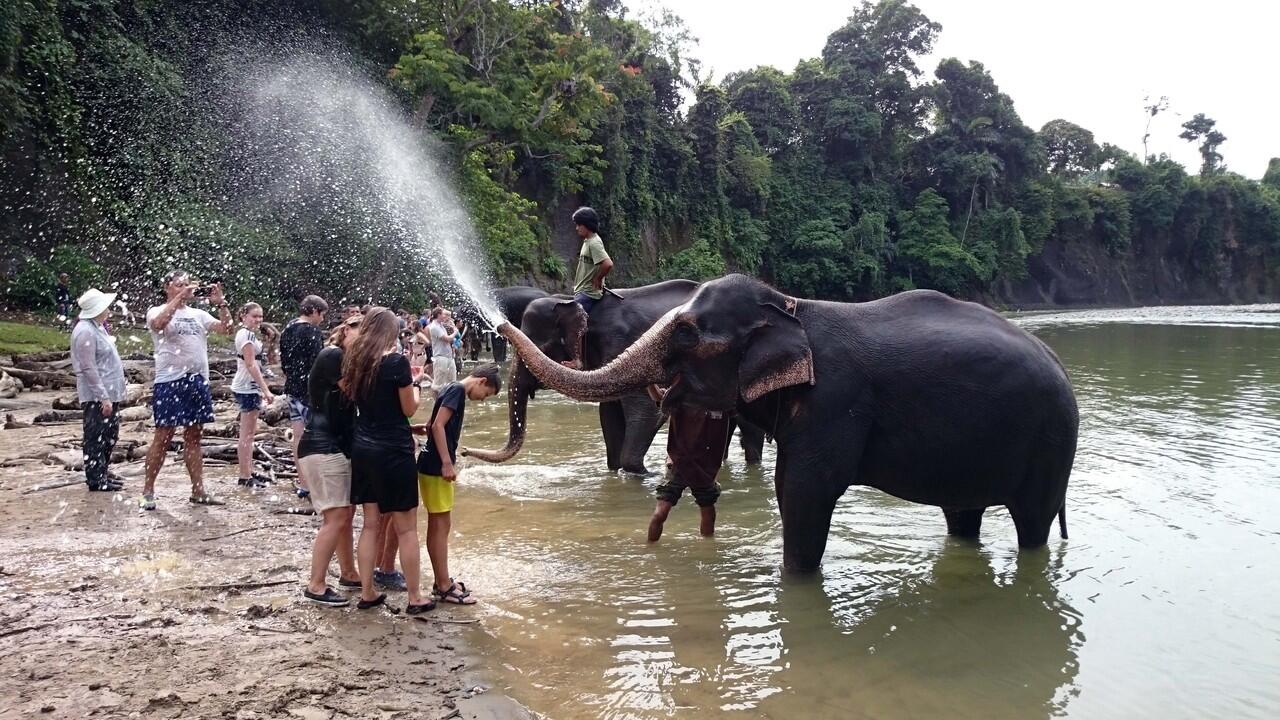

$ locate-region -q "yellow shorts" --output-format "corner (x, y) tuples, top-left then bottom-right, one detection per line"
(417, 473), (455, 514)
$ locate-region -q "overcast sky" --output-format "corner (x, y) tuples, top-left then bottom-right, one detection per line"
(644, 0), (1276, 178)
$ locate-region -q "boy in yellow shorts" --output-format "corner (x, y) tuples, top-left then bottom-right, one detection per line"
(414, 363), (501, 605)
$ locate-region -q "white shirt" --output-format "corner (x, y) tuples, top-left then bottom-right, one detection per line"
(146, 304), (217, 383)
(429, 321), (455, 359)
(70, 319), (126, 403)
(231, 327), (265, 395)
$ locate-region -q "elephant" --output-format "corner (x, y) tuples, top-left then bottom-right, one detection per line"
(497, 273), (1079, 572)
(464, 280), (766, 474)
(454, 286), (550, 363)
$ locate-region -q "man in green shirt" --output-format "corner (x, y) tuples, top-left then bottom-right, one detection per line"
(564, 206), (613, 367)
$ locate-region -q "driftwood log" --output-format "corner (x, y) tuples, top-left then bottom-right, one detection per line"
(0, 366), (74, 390)
(14, 350), (70, 363)
(52, 383), (147, 410)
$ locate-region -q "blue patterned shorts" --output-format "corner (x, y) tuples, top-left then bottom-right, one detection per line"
(287, 395), (309, 423)
(153, 374), (216, 428)
(234, 392), (262, 413)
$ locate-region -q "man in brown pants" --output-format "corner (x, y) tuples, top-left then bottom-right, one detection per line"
(647, 385), (733, 542)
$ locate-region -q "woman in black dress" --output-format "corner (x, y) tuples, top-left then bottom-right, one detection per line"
(341, 307), (433, 614)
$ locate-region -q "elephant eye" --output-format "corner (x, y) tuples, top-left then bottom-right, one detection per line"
(672, 321), (699, 351)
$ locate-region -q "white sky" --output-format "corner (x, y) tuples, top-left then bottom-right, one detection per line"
(647, 0), (1277, 178)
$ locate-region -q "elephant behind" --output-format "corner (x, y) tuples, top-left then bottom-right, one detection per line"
(501, 274), (1079, 572)
(466, 280), (766, 474)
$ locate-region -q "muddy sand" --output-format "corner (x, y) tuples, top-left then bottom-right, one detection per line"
(0, 390), (531, 720)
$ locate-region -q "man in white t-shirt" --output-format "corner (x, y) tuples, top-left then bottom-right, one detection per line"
(428, 307), (458, 392)
(139, 270), (234, 511)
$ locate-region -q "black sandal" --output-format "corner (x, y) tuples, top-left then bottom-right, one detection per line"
(356, 593), (387, 610)
(406, 599), (437, 615)
(433, 582), (476, 605)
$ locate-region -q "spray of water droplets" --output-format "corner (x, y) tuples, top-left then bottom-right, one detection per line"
(236, 56), (505, 326)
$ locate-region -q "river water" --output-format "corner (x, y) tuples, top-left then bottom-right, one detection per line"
(440, 304), (1280, 719)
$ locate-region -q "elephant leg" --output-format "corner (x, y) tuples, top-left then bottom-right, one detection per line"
(619, 390), (662, 475)
(943, 508), (985, 539)
(1009, 442), (1072, 548)
(737, 419), (765, 465)
(598, 400), (626, 471)
(778, 452), (846, 573)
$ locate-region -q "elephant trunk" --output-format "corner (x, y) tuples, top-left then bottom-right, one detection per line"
(461, 357), (530, 464)
(498, 314), (674, 403)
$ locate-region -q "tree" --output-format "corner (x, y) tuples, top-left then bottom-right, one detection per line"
(1040, 119), (1100, 177)
(1261, 158), (1280, 190)
(1141, 95), (1168, 163)
(1178, 113), (1227, 176)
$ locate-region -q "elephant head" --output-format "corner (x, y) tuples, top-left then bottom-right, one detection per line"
(463, 296), (584, 463)
(499, 275), (815, 413)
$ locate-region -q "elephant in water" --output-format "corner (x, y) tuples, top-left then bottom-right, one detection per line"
(497, 274), (1078, 572)
(465, 281), (766, 474)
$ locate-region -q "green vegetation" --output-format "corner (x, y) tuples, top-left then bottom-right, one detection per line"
(0, 320), (70, 355)
(2, 0), (1278, 311)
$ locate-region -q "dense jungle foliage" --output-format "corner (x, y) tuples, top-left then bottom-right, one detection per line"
(3, 0), (1279, 314)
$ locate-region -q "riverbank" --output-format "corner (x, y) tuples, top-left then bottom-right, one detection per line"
(0, 388), (530, 720)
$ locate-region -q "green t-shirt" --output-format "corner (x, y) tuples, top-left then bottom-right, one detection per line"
(572, 234), (610, 299)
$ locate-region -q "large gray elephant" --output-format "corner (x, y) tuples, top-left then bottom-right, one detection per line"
(498, 274), (1079, 572)
(465, 281), (766, 474)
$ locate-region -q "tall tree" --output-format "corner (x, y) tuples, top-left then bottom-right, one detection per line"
(1178, 113), (1227, 176)
(1040, 119), (1100, 178)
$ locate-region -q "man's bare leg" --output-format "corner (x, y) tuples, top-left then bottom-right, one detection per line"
(143, 426), (177, 496)
(699, 504), (716, 537)
(182, 424), (205, 495)
(648, 499), (674, 542)
(290, 419), (308, 490)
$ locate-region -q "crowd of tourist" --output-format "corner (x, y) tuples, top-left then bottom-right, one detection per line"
(61, 204), (727, 612)
(66, 270), (497, 613)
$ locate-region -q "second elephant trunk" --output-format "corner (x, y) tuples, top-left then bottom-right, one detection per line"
(498, 314), (675, 403)
(461, 357), (530, 464)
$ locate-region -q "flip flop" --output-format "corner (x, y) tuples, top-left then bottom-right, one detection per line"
(356, 593), (387, 610)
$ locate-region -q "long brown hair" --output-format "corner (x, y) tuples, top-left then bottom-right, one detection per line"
(340, 306), (399, 402)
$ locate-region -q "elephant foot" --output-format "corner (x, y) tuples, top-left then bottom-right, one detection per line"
(622, 465), (654, 478)
(699, 505), (716, 537)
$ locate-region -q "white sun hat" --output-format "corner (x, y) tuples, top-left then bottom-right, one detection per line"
(77, 288), (117, 320)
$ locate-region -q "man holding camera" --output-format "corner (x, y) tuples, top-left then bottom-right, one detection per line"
(140, 270), (234, 510)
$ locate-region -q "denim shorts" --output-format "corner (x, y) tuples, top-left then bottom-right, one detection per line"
(287, 395), (309, 423)
(234, 392), (262, 413)
(574, 292), (599, 314)
(153, 374), (216, 428)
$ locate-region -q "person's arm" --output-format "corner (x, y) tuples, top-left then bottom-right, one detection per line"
(431, 405), (457, 480)
(592, 257), (614, 290)
(395, 356), (419, 417)
(441, 321), (457, 340)
(73, 328), (112, 415)
(206, 283), (234, 334)
(242, 338), (274, 403)
(148, 290), (192, 332)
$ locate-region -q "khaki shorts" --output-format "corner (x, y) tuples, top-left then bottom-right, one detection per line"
(432, 357), (457, 389)
(298, 453), (352, 513)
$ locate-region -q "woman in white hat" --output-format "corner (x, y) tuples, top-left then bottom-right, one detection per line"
(71, 288), (128, 492)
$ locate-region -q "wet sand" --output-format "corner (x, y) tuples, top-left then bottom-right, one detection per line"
(0, 390), (530, 720)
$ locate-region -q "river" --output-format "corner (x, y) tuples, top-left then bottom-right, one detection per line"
(438, 304), (1280, 719)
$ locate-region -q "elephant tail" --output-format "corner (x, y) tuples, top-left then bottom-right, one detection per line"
(1057, 502), (1068, 540)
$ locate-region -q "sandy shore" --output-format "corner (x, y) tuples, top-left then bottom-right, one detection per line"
(0, 390), (531, 720)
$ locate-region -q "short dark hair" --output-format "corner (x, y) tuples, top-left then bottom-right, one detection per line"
(430, 306), (444, 320)
(300, 294), (328, 316)
(571, 206), (599, 233)
(469, 363), (502, 393)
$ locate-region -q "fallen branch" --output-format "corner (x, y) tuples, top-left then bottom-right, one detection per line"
(200, 524), (291, 542)
(409, 616), (480, 625)
(21, 478), (84, 495)
(175, 579), (296, 592)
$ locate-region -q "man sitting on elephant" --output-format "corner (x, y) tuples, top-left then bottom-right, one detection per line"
(563, 206), (613, 368)
(647, 384), (733, 542)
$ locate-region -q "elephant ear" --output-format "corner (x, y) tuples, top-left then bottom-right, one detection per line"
(738, 302), (815, 404)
